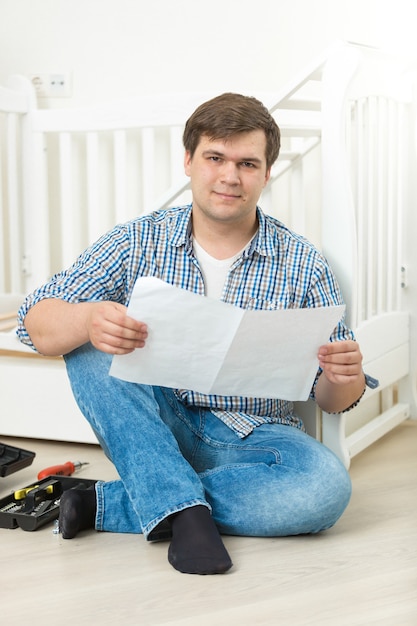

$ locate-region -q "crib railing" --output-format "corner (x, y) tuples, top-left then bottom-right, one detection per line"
(351, 96), (404, 323)
(1, 42), (416, 461)
(0, 80), (32, 294)
(319, 44), (417, 463)
(1, 71), (327, 295)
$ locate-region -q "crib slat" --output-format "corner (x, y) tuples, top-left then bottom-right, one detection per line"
(290, 152), (304, 235)
(355, 99), (365, 326)
(385, 100), (393, 312)
(113, 130), (127, 224)
(141, 127), (155, 210)
(86, 132), (100, 244)
(396, 104), (405, 309)
(366, 96), (376, 320)
(6, 113), (21, 292)
(169, 126), (185, 183)
(59, 132), (74, 268)
(386, 99), (398, 312)
(27, 131), (50, 291)
(376, 97), (386, 316)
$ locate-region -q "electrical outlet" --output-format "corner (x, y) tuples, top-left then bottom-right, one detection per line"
(30, 72), (72, 98)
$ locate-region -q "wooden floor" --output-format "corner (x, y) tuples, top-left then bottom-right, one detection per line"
(1, 421), (416, 625)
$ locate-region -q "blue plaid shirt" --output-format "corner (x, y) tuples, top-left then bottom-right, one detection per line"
(17, 205), (354, 437)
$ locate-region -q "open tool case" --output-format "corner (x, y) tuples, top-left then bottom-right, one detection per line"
(0, 476), (97, 531)
(0, 442), (36, 477)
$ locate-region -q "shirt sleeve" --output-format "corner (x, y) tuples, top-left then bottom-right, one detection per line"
(16, 225), (132, 350)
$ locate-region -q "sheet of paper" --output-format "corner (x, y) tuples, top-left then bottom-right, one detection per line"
(110, 277), (345, 400)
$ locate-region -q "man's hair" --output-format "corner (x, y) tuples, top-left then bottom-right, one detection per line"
(183, 93), (281, 170)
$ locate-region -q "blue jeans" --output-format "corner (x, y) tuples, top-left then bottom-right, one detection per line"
(64, 343), (351, 540)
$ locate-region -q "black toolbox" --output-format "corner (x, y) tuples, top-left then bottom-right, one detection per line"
(0, 475), (97, 531)
(0, 442), (36, 477)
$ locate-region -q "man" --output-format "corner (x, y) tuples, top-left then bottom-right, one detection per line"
(18, 93), (366, 576)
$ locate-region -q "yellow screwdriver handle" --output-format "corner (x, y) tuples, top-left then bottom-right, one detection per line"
(14, 484), (54, 500)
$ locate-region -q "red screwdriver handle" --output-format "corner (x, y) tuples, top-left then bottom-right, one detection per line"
(37, 461), (75, 480)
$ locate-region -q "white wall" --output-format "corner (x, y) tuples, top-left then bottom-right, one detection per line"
(1, 0), (409, 108)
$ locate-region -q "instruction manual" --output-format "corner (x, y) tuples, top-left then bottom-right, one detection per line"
(110, 277), (345, 400)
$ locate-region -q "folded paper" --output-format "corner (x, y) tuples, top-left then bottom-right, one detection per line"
(110, 277), (345, 400)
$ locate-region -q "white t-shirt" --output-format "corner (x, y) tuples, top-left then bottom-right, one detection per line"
(193, 237), (254, 300)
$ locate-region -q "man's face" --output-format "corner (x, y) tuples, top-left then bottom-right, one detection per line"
(184, 131), (271, 228)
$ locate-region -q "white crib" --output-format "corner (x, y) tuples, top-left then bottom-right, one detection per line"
(1, 41), (416, 464)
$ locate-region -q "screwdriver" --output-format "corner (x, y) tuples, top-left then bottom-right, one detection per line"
(37, 461), (89, 480)
(14, 483), (55, 500)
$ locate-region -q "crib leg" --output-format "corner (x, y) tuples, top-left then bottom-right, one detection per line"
(321, 412), (350, 469)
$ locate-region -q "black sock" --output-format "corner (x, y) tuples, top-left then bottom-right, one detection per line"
(59, 487), (96, 539)
(168, 505), (232, 575)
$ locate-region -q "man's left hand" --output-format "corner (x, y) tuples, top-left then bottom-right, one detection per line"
(318, 340), (363, 386)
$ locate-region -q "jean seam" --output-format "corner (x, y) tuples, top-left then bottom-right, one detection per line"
(197, 433), (282, 465)
(161, 388), (283, 465)
(144, 498), (211, 540)
(199, 461), (270, 480)
(160, 387), (205, 464)
(95, 481), (104, 531)
(160, 387), (202, 436)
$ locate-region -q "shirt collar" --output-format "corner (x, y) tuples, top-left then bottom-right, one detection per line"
(168, 205), (193, 251)
(249, 207), (278, 257)
(168, 204), (277, 257)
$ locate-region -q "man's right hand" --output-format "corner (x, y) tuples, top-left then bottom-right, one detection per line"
(24, 299), (147, 357)
(86, 301), (148, 355)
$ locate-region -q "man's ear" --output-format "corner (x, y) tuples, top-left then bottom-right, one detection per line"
(184, 151), (192, 177)
(264, 167), (271, 187)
